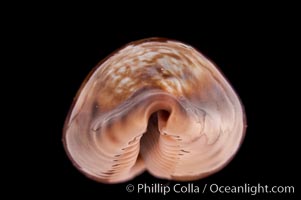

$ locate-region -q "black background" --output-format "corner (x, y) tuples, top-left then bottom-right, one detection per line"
(23, 16), (299, 199)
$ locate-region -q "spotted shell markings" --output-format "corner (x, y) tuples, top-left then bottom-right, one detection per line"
(63, 38), (246, 183)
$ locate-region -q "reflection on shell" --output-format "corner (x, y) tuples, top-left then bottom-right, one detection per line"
(63, 38), (246, 183)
